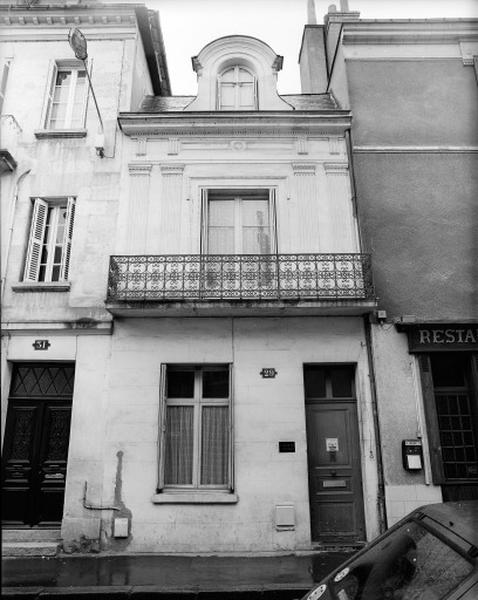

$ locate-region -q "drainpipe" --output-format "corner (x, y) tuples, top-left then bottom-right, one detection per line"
(363, 314), (388, 534)
(2, 168), (31, 299)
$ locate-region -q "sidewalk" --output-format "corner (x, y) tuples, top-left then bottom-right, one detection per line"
(2, 551), (354, 598)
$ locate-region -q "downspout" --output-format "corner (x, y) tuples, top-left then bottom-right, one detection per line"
(346, 127), (387, 532)
(363, 315), (388, 534)
(2, 168), (31, 299)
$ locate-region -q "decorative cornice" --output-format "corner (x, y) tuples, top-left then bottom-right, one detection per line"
(118, 112), (352, 138)
(342, 20), (478, 46)
(160, 164), (185, 176)
(128, 163), (153, 176)
(0, 11), (136, 28)
(292, 163), (316, 176)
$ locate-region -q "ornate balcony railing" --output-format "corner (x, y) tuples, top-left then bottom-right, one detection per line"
(107, 254), (374, 303)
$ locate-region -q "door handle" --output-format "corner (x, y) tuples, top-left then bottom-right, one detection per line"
(330, 470), (337, 477)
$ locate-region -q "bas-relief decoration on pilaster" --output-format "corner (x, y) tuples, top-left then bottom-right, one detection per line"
(296, 137), (308, 155)
(168, 138), (181, 155)
(328, 137), (342, 155)
(323, 162), (348, 174)
(292, 163), (316, 176)
(160, 164), (185, 177)
(135, 137), (147, 156)
(128, 163), (152, 176)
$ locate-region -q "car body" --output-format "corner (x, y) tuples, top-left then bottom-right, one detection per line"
(301, 501), (478, 600)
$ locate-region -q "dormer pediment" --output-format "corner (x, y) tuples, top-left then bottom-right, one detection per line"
(185, 35), (292, 111)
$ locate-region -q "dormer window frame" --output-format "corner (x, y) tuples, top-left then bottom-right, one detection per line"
(216, 65), (258, 111)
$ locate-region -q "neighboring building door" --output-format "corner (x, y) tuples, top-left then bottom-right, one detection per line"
(419, 352), (478, 500)
(1, 363), (74, 527)
(304, 364), (366, 543)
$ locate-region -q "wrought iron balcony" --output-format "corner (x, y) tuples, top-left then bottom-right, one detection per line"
(107, 254), (374, 306)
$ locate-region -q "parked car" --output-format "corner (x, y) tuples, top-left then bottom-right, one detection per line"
(301, 501), (478, 600)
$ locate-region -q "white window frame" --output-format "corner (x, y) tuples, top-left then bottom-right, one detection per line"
(201, 188), (277, 255)
(23, 197), (76, 283)
(0, 58), (11, 114)
(217, 65), (258, 110)
(158, 364), (233, 492)
(43, 60), (89, 130)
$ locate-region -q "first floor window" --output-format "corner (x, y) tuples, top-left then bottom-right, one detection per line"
(161, 364), (232, 490)
(205, 189), (274, 255)
(44, 62), (87, 129)
(23, 197), (76, 283)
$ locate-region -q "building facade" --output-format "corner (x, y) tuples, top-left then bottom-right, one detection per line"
(1, 1), (386, 554)
(300, 2), (478, 525)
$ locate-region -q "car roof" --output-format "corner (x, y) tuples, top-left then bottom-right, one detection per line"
(417, 501), (478, 547)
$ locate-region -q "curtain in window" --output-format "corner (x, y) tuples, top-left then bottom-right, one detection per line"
(201, 406), (229, 485)
(164, 406), (194, 485)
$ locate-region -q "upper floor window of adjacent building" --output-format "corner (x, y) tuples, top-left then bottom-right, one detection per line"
(217, 66), (257, 110)
(44, 63), (87, 129)
(24, 198), (76, 283)
(0, 58), (11, 114)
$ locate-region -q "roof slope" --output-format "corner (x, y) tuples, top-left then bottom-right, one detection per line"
(138, 93), (339, 112)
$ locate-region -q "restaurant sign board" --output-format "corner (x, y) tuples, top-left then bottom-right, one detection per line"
(399, 324), (478, 352)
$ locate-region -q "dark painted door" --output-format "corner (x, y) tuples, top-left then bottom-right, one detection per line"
(1, 364), (74, 527)
(304, 365), (365, 543)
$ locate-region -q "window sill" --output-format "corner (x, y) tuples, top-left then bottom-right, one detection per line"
(152, 491), (238, 504)
(12, 282), (70, 292)
(34, 129), (87, 139)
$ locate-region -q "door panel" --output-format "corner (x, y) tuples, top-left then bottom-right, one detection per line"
(1, 364), (74, 527)
(306, 401), (365, 543)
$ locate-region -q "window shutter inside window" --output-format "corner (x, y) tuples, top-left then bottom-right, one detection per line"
(24, 198), (48, 282)
(60, 197), (76, 281)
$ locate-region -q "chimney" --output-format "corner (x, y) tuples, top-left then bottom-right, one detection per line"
(324, 2), (360, 70)
(299, 0), (328, 93)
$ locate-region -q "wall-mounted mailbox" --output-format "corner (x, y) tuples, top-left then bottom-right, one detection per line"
(402, 439), (423, 471)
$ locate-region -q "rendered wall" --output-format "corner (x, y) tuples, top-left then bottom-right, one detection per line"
(354, 153), (478, 320)
(66, 316), (381, 553)
(346, 59), (478, 146)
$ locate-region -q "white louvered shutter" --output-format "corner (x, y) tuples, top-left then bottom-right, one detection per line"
(23, 198), (48, 282)
(60, 197), (76, 281)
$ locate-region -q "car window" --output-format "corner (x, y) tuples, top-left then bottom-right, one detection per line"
(331, 520), (474, 600)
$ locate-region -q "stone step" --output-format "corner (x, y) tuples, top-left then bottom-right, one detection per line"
(2, 528), (61, 542)
(2, 541), (59, 557)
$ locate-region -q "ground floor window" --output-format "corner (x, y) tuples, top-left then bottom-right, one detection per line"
(420, 353), (478, 499)
(159, 364), (232, 491)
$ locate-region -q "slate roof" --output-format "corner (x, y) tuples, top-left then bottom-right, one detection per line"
(137, 93), (339, 113)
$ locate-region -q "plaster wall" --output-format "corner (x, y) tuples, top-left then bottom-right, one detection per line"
(354, 153), (478, 320)
(370, 325), (442, 524)
(56, 316), (381, 553)
(118, 136), (360, 256)
(345, 59), (478, 146)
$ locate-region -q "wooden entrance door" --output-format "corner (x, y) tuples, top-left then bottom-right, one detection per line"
(304, 365), (365, 543)
(1, 364), (74, 527)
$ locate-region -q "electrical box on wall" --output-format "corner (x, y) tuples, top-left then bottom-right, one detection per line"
(275, 504), (295, 530)
(402, 439), (423, 471)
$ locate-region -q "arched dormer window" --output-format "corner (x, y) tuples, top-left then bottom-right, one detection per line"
(217, 66), (257, 110)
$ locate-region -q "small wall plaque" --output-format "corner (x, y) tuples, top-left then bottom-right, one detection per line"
(260, 368), (277, 378)
(33, 339), (51, 351)
(279, 441), (295, 453)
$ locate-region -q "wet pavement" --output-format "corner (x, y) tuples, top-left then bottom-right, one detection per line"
(2, 551), (354, 598)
